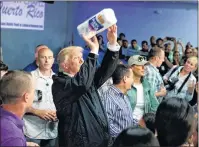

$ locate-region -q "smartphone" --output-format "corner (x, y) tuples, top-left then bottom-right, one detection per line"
(166, 37), (174, 41)
(34, 90), (42, 101)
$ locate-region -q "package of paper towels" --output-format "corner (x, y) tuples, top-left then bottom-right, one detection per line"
(77, 8), (117, 38)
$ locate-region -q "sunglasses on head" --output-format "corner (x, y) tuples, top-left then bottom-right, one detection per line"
(138, 56), (146, 62)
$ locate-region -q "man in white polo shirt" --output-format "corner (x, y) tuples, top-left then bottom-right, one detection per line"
(23, 48), (58, 146)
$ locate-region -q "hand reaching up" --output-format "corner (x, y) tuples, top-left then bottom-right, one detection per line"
(82, 35), (99, 54)
(107, 24), (117, 46)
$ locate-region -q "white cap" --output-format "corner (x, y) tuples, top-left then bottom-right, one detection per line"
(128, 55), (148, 66)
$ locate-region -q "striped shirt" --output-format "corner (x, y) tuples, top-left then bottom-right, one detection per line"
(98, 78), (113, 98)
(102, 85), (138, 138)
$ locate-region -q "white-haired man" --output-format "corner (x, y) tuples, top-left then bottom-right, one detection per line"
(52, 25), (120, 147)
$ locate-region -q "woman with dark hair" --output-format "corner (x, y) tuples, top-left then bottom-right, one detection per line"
(150, 36), (156, 47)
(97, 35), (106, 52)
(155, 97), (194, 147)
(181, 45), (193, 64)
(119, 33), (125, 40)
(127, 55), (159, 122)
(112, 126), (159, 147)
(0, 60), (8, 78)
(173, 51), (181, 66)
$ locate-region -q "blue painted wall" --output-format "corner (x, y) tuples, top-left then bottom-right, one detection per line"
(1, 1), (74, 70)
(1, 1), (198, 70)
(73, 1), (198, 48)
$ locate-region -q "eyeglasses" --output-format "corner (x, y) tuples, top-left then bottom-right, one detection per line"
(186, 52), (192, 54)
(138, 56), (146, 62)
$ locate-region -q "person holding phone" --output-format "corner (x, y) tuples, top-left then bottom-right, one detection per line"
(159, 37), (178, 76)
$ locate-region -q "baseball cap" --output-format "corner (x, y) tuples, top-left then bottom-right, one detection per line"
(128, 55), (148, 66)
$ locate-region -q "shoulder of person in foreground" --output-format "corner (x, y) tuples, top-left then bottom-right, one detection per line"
(1, 138), (26, 147)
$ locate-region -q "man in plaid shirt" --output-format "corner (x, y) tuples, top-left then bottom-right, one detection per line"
(145, 47), (167, 102)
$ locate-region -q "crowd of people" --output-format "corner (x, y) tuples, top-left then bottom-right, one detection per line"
(0, 24), (198, 147)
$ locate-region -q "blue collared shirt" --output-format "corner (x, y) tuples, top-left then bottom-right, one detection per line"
(102, 85), (138, 138)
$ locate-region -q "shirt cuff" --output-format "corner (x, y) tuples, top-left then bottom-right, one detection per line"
(90, 50), (99, 55)
(107, 42), (120, 52)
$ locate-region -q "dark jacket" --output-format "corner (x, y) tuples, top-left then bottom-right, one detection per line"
(52, 49), (119, 147)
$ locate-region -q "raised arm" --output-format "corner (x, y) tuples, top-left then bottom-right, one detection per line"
(94, 25), (120, 88)
(52, 36), (100, 105)
(178, 41), (185, 55)
(173, 38), (178, 52)
(164, 57), (174, 68)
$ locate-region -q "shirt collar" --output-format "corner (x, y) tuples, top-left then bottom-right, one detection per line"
(35, 68), (55, 78)
(132, 78), (150, 92)
(148, 62), (159, 72)
(110, 85), (125, 98)
(0, 107), (24, 129)
(63, 72), (74, 77)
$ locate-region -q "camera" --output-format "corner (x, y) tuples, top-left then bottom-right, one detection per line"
(166, 77), (179, 91)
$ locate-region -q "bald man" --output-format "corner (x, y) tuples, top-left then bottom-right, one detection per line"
(23, 44), (59, 73)
(23, 48), (58, 147)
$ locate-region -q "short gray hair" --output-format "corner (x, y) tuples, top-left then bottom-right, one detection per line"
(0, 70), (33, 104)
(148, 47), (164, 59)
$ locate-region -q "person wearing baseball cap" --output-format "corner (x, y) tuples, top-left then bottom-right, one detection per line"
(127, 55), (159, 122)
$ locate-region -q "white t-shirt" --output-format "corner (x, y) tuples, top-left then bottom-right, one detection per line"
(132, 84), (145, 121)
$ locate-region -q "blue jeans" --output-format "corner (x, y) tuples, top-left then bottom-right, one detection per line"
(26, 136), (57, 147)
